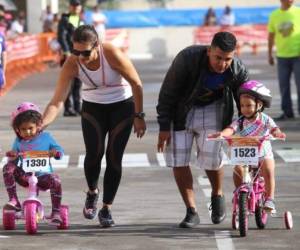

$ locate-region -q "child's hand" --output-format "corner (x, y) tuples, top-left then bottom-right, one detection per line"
(49, 149), (58, 158)
(207, 132), (222, 138)
(6, 150), (18, 159)
(49, 149), (62, 159)
(273, 131), (286, 139)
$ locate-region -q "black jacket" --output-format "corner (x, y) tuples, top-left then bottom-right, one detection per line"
(57, 13), (84, 53)
(157, 45), (249, 131)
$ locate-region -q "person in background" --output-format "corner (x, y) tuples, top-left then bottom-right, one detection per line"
(268, 0), (300, 121)
(0, 30), (6, 92)
(0, 5), (7, 35)
(91, 5), (107, 41)
(157, 32), (249, 228)
(219, 5), (235, 26)
(57, 0), (84, 116)
(41, 5), (54, 33)
(9, 13), (24, 37)
(203, 7), (217, 26)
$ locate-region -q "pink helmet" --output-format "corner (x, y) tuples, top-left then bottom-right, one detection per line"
(11, 102), (41, 123)
(238, 80), (272, 108)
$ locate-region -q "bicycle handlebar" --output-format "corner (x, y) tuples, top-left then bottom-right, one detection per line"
(6, 150), (51, 158)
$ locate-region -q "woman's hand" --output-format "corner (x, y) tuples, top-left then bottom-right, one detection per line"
(133, 117), (146, 138)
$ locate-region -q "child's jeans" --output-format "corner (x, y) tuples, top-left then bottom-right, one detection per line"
(3, 162), (62, 212)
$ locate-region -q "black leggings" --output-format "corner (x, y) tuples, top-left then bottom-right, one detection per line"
(81, 98), (134, 204)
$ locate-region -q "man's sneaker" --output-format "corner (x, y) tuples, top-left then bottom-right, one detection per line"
(210, 195), (226, 224)
(50, 212), (62, 225)
(98, 207), (115, 227)
(179, 207), (200, 228)
(264, 198), (276, 212)
(4, 199), (21, 212)
(83, 190), (99, 219)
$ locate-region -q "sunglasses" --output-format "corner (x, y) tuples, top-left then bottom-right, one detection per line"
(71, 42), (97, 57)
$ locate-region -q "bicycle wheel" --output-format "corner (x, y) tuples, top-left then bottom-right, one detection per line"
(238, 192), (248, 237)
(2, 209), (16, 230)
(255, 202), (268, 229)
(57, 205), (69, 229)
(25, 202), (38, 234)
(284, 211), (293, 229)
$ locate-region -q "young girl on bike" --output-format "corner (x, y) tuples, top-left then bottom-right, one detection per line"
(3, 102), (64, 224)
(209, 80), (285, 211)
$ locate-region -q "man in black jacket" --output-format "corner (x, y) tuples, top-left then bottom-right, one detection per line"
(157, 32), (249, 228)
(57, 0), (84, 116)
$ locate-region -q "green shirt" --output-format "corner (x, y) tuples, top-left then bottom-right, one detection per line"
(68, 15), (81, 28)
(268, 5), (300, 58)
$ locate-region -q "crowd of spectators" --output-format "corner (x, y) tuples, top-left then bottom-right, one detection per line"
(203, 5), (235, 27)
(0, 4), (27, 39)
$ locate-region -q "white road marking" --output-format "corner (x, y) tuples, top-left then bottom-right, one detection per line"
(129, 53), (153, 60)
(77, 153), (151, 168)
(51, 155), (69, 168)
(0, 235), (10, 238)
(0, 156), (8, 168)
(215, 231), (235, 250)
(203, 188), (212, 198)
(197, 176), (210, 186)
(156, 153), (166, 167)
(276, 149), (300, 162)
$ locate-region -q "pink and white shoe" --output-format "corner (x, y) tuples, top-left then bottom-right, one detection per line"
(4, 199), (21, 211)
(264, 198), (276, 212)
(50, 212), (62, 225)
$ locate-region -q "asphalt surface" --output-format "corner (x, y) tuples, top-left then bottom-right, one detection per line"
(0, 51), (299, 250)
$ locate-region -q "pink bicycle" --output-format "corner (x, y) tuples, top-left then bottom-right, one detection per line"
(2, 151), (69, 234)
(207, 136), (293, 237)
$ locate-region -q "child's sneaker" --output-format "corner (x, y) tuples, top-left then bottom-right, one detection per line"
(50, 212), (62, 225)
(4, 199), (21, 211)
(264, 198), (276, 212)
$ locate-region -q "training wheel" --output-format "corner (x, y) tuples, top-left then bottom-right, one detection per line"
(284, 211), (293, 229)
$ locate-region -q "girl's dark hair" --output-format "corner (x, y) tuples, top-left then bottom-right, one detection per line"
(13, 110), (42, 131)
(72, 25), (99, 44)
(211, 31), (237, 52)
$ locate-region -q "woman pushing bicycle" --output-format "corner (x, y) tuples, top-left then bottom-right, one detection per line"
(209, 80), (285, 212)
(43, 25), (146, 227)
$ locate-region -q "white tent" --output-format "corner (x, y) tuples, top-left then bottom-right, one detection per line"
(0, 0), (16, 10)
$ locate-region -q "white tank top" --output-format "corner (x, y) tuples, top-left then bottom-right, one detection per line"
(78, 46), (132, 104)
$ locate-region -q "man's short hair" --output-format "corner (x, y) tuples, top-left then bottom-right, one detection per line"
(70, 0), (81, 6)
(211, 32), (237, 52)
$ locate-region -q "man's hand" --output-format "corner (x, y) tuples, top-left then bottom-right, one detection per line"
(157, 131), (171, 152)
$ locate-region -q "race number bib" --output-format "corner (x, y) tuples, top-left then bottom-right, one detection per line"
(230, 146), (259, 165)
(22, 157), (51, 173)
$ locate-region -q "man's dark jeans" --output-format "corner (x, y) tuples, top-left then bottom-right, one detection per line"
(277, 56), (300, 116)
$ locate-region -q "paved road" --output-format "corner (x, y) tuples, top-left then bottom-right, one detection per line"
(0, 52), (299, 250)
